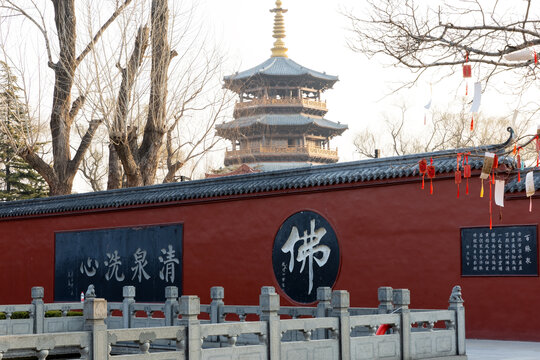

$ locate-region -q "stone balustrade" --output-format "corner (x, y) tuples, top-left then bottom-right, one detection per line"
(0, 285), (466, 360)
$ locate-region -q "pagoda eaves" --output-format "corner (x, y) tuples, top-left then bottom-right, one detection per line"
(224, 57), (338, 93)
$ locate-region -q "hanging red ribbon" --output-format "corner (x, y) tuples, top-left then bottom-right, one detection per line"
(517, 147), (521, 182)
(419, 159), (427, 189)
(536, 135), (540, 167)
(463, 153), (471, 195)
(463, 52), (471, 96)
(535, 51), (538, 64)
(489, 175), (493, 229)
(470, 115), (474, 131)
(427, 157), (436, 195)
(455, 154), (462, 198)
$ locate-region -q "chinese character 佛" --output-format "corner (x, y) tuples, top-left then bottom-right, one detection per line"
(159, 245), (179, 283)
(281, 219), (331, 295)
(104, 250), (125, 281)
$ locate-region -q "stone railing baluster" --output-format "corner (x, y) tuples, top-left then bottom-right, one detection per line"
(259, 286), (280, 359)
(31, 287), (44, 334)
(122, 286), (135, 329)
(393, 289), (411, 360)
(448, 285), (466, 356)
(179, 295), (201, 360)
(331, 290), (351, 360)
(164, 286), (178, 326)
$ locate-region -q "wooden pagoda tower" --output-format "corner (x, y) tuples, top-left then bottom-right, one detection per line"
(216, 0), (347, 171)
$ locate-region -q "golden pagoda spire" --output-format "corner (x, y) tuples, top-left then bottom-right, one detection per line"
(270, 0), (288, 58)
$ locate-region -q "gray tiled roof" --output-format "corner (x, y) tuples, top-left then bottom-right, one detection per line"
(215, 114), (348, 132)
(223, 57), (338, 82)
(0, 138), (518, 219)
(505, 169), (540, 193)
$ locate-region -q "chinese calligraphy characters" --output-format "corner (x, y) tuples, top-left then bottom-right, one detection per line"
(282, 219), (331, 295)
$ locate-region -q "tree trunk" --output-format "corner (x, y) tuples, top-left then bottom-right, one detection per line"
(138, 0), (171, 185)
(110, 26), (149, 188)
(107, 144), (123, 190)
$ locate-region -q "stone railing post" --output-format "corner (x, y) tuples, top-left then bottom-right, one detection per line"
(393, 289), (411, 360)
(316, 287), (332, 339)
(179, 295), (201, 360)
(448, 286), (466, 356)
(84, 297), (109, 360)
(378, 287), (394, 314)
(259, 286), (280, 360)
(164, 286), (179, 326)
(210, 286), (224, 324)
(122, 286), (135, 328)
(31, 287), (44, 334)
(331, 290), (351, 360)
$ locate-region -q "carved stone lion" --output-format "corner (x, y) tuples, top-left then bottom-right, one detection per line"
(449, 285), (464, 303)
(85, 284), (96, 299)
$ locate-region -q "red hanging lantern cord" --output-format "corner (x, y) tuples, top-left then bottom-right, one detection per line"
(536, 135), (540, 167)
(463, 153), (471, 195)
(517, 147), (522, 182)
(489, 174), (493, 229)
(455, 154), (462, 198)
(427, 157), (436, 195)
(419, 158), (427, 189)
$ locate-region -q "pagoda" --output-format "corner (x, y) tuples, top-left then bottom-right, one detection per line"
(216, 0), (347, 171)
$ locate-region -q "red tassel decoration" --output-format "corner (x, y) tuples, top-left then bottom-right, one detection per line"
(493, 154), (498, 169)
(536, 135), (540, 167)
(455, 170), (462, 198)
(427, 157), (436, 195)
(419, 159), (427, 189)
(489, 175), (493, 229)
(463, 154), (471, 195)
(535, 51), (538, 64)
(470, 115), (474, 131)
(455, 154), (462, 198)
(517, 148), (521, 182)
(463, 53), (471, 96)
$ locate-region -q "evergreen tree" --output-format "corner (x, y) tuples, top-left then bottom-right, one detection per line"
(0, 61), (48, 201)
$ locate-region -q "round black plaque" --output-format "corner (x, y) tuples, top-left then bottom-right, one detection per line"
(272, 211), (340, 304)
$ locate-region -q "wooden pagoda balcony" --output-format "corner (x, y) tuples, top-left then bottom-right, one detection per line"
(224, 145), (338, 165)
(234, 98), (327, 112)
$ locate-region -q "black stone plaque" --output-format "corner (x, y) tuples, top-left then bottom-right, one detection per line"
(272, 211), (340, 304)
(55, 224), (182, 302)
(461, 225), (538, 276)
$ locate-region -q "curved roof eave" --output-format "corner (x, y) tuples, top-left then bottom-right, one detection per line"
(223, 57), (338, 84)
(215, 114), (348, 132)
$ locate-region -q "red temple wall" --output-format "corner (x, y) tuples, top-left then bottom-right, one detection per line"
(0, 176), (538, 341)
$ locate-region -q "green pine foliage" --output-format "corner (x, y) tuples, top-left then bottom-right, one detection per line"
(0, 61), (48, 201)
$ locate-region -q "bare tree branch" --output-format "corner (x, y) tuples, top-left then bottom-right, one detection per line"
(75, 0), (134, 65)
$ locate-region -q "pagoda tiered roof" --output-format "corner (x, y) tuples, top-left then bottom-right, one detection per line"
(223, 57), (338, 91)
(215, 114), (348, 138)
